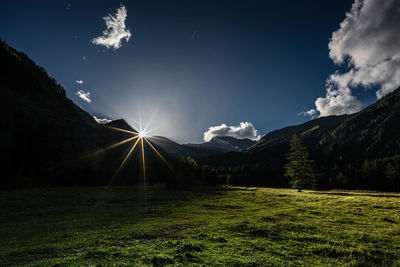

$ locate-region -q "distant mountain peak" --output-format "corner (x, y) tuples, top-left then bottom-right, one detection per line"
(211, 136), (257, 150)
(209, 137), (231, 145)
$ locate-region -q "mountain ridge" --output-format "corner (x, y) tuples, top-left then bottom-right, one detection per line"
(200, 88), (400, 190)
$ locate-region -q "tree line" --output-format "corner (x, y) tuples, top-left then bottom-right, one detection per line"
(172, 135), (400, 192)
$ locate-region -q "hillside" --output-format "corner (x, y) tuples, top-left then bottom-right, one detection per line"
(216, 136), (257, 150)
(252, 115), (351, 152)
(0, 40), (154, 187)
(105, 119), (137, 132)
(187, 136), (257, 152)
(251, 88), (400, 160)
(248, 88), (400, 163)
(200, 115), (352, 168)
(149, 135), (256, 159)
(319, 90), (400, 159)
(201, 89), (400, 190)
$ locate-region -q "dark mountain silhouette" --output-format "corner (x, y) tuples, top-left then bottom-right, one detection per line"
(248, 88), (400, 160)
(251, 115), (351, 152)
(200, 115), (352, 167)
(148, 135), (256, 159)
(201, 88), (400, 190)
(148, 137), (206, 158)
(0, 40), (163, 187)
(215, 136), (257, 150)
(105, 119), (136, 132)
(186, 136), (256, 153)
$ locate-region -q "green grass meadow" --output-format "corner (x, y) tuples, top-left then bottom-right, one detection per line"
(1, 186), (400, 266)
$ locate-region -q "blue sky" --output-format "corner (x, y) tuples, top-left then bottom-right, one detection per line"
(1, 0), (390, 143)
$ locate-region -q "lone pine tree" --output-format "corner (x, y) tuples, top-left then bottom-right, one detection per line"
(285, 135), (316, 191)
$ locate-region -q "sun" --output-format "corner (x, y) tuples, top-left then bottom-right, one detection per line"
(138, 130), (147, 138)
(84, 120), (171, 184)
(82, 108), (174, 200)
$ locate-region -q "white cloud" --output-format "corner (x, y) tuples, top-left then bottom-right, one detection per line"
(91, 5), (131, 50)
(298, 109), (317, 119)
(203, 122), (261, 142)
(76, 80), (83, 84)
(93, 116), (111, 124)
(75, 90), (91, 103)
(313, 0), (400, 116)
(314, 72), (363, 117)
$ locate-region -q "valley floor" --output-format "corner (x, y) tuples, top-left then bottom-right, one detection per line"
(1, 185), (400, 266)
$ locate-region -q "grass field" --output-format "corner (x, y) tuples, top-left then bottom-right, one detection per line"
(1, 186), (400, 266)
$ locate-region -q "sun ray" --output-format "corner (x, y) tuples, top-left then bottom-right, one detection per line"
(138, 130), (147, 138)
(143, 126), (160, 135)
(88, 112), (172, 188)
(82, 136), (138, 159)
(138, 106), (143, 132)
(141, 138), (146, 181)
(125, 118), (140, 131)
(141, 138), (147, 204)
(148, 136), (176, 143)
(103, 125), (138, 135)
(144, 137), (172, 170)
(143, 108), (158, 132)
(143, 116), (152, 133)
(110, 137), (141, 183)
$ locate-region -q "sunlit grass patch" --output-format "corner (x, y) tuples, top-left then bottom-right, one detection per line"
(0, 186), (399, 266)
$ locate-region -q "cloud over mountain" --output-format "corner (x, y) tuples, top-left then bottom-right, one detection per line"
(91, 5), (131, 50)
(93, 116), (111, 124)
(311, 0), (400, 117)
(203, 122), (261, 142)
(298, 109), (317, 119)
(76, 90), (91, 103)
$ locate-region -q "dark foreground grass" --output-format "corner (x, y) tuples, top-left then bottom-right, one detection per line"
(1, 185), (400, 266)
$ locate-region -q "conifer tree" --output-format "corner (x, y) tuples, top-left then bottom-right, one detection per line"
(285, 135), (316, 191)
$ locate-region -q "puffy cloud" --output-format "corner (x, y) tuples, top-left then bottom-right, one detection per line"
(75, 90), (91, 103)
(203, 122), (261, 142)
(315, 73), (363, 117)
(93, 116), (111, 124)
(313, 0), (400, 116)
(91, 5), (131, 50)
(76, 80), (83, 84)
